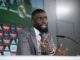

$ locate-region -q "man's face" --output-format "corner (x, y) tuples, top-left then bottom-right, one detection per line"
(32, 12), (48, 33)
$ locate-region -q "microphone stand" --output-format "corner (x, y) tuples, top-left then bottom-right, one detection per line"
(56, 35), (80, 46)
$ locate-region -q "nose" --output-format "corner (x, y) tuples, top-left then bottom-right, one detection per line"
(42, 18), (47, 24)
(43, 19), (47, 24)
(39, 16), (48, 24)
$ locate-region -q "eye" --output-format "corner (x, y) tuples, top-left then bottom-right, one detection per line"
(44, 16), (47, 19)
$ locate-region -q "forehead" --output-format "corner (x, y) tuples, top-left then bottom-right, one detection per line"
(33, 12), (47, 17)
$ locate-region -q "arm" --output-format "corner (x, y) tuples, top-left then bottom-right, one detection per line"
(17, 30), (31, 55)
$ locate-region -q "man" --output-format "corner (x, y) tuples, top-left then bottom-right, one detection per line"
(17, 9), (67, 55)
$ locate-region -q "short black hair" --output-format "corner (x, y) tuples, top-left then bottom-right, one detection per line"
(32, 9), (46, 17)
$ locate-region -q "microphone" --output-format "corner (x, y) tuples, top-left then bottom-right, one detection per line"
(56, 35), (65, 38)
(56, 35), (80, 46)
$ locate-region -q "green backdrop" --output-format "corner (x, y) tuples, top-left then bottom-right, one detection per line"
(0, 0), (43, 27)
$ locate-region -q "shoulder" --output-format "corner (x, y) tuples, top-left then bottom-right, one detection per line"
(17, 27), (34, 35)
(18, 27), (29, 33)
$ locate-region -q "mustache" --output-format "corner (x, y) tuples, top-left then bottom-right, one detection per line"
(35, 24), (48, 33)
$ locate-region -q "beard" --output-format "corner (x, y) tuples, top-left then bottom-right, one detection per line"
(34, 24), (48, 33)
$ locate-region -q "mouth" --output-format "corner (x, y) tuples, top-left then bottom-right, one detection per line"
(41, 25), (47, 28)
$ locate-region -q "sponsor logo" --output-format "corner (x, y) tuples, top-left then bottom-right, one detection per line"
(11, 25), (16, 32)
(10, 32), (17, 38)
(3, 24), (10, 32)
(11, 40), (16, 45)
(4, 46), (9, 51)
(0, 45), (3, 52)
(10, 45), (17, 52)
(16, 26), (22, 31)
(3, 51), (10, 56)
(3, 38), (10, 45)
(3, 32), (9, 38)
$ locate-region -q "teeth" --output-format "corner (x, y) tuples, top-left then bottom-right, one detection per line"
(42, 25), (46, 28)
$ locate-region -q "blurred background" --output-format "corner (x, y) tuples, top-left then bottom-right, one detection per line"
(0, 0), (80, 56)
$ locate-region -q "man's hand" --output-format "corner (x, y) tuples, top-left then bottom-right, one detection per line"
(40, 39), (49, 48)
(55, 44), (68, 56)
(40, 40), (68, 55)
(40, 39), (55, 54)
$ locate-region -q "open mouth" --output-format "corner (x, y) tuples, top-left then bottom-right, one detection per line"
(42, 25), (47, 28)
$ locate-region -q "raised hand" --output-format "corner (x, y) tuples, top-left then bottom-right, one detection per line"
(40, 39), (55, 54)
(55, 43), (68, 56)
(40, 40), (68, 55)
(40, 39), (49, 48)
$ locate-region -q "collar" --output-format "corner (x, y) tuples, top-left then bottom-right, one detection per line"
(34, 27), (40, 36)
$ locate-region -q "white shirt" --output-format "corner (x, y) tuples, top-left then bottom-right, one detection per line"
(34, 28), (56, 55)
(34, 28), (41, 55)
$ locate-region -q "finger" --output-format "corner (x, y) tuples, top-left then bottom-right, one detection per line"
(38, 41), (41, 44)
(43, 40), (48, 42)
(40, 42), (44, 45)
(43, 38), (47, 40)
(60, 43), (63, 48)
(39, 40), (49, 48)
(65, 48), (69, 51)
(42, 40), (49, 45)
(38, 41), (44, 45)
(39, 41), (47, 48)
(45, 40), (49, 43)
